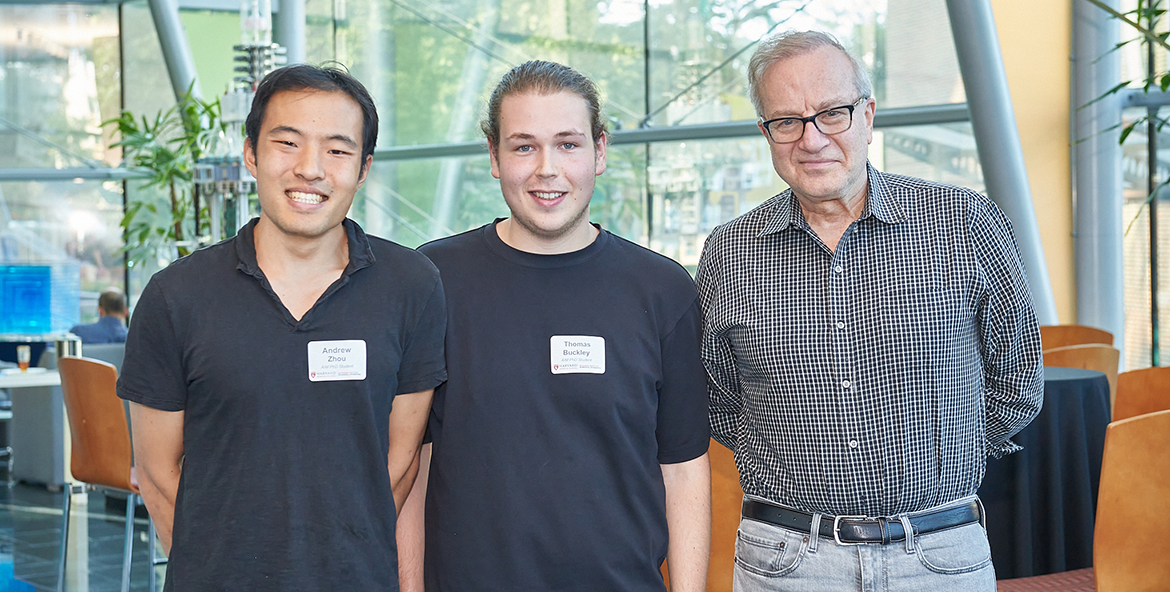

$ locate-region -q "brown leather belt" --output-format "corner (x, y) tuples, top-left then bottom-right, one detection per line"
(741, 498), (982, 545)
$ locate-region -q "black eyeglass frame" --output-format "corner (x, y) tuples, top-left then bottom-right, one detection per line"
(758, 96), (869, 144)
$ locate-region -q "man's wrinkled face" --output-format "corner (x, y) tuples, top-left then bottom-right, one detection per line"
(756, 46), (874, 205)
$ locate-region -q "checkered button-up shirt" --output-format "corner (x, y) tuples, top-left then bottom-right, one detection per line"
(696, 163), (1043, 517)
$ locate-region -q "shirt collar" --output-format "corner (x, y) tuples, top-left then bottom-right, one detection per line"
(234, 217), (375, 276)
(758, 161), (907, 237)
(97, 316), (125, 328)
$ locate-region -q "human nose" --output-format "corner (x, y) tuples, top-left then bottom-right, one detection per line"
(294, 145), (326, 181)
(536, 148), (557, 178)
(796, 119), (830, 151)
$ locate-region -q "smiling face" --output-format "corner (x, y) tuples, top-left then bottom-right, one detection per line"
(756, 45), (874, 206)
(244, 89), (370, 243)
(489, 90), (607, 254)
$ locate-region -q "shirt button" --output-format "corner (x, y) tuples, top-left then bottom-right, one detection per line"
(849, 439), (859, 449)
(841, 380), (851, 388)
(834, 265), (844, 273)
(836, 321), (845, 329)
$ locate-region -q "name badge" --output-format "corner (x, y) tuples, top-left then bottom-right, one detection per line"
(307, 340), (367, 382)
(550, 335), (605, 375)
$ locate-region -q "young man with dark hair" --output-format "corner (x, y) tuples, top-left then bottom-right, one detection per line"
(118, 64), (446, 591)
(400, 60), (712, 592)
(69, 287), (129, 344)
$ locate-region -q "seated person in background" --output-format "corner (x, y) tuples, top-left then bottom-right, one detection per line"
(69, 288), (129, 344)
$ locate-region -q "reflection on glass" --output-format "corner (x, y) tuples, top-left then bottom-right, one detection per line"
(1119, 107), (1170, 370)
(1, 6), (126, 322)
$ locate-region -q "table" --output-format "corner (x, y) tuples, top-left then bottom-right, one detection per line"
(0, 369), (67, 487)
(978, 366), (1111, 580)
(0, 369), (61, 388)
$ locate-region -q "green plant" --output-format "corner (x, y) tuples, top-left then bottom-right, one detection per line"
(105, 90), (224, 267)
(1084, 0), (1170, 233)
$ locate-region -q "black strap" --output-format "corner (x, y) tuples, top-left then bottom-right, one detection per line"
(741, 499), (981, 544)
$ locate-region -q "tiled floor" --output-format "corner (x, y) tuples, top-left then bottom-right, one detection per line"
(0, 478), (165, 591)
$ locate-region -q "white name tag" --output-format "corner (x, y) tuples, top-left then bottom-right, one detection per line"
(550, 335), (605, 374)
(307, 340), (367, 382)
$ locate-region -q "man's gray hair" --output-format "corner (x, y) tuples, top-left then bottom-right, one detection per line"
(747, 30), (874, 118)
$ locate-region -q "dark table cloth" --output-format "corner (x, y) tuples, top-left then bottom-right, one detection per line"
(979, 366), (1111, 579)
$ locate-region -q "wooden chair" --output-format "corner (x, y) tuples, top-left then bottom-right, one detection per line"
(998, 408), (1170, 591)
(1042, 344), (1119, 410)
(1095, 408), (1170, 590)
(55, 356), (161, 592)
(1114, 366), (1170, 421)
(1040, 324), (1114, 349)
(707, 440), (743, 592)
(661, 439), (743, 592)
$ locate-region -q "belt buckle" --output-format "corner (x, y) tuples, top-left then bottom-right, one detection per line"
(832, 515), (868, 546)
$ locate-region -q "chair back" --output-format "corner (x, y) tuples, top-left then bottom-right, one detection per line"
(82, 343), (125, 374)
(1040, 324), (1114, 349)
(707, 440), (743, 592)
(1043, 345), (1120, 410)
(1114, 367), (1170, 422)
(58, 356), (132, 491)
(1094, 409), (1170, 591)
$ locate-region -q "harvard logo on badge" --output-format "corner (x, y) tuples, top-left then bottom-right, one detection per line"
(550, 336), (605, 374)
(307, 340), (367, 382)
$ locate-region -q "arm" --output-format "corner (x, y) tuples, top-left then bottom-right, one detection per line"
(971, 200), (1044, 457)
(387, 389), (434, 511)
(396, 443), (431, 592)
(662, 454), (711, 592)
(129, 402), (184, 554)
(695, 235), (744, 451)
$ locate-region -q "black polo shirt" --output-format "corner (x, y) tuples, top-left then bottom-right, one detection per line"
(118, 218), (446, 592)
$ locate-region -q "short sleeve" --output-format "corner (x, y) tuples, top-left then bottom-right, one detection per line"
(656, 298), (711, 464)
(116, 277), (188, 412)
(396, 272), (447, 395)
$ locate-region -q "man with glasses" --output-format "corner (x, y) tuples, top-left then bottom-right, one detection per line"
(696, 30), (1043, 591)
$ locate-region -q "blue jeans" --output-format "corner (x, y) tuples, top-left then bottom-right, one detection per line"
(732, 495), (995, 592)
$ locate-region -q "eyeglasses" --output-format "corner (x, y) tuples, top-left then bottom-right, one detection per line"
(759, 97), (868, 144)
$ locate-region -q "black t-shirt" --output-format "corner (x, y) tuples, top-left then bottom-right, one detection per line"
(117, 219), (446, 591)
(419, 221), (709, 592)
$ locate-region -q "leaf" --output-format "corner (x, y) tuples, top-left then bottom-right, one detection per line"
(1120, 120), (1144, 144)
(1079, 80), (1133, 111)
(1088, 0), (1170, 52)
(1123, 177), (1170, 236)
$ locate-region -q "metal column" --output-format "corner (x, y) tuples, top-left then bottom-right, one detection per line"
(1072, 0), (1126, 352)
(147, 0), (202, 102)
(946, 0), (1059, 325)
(275, 0), (306, 65)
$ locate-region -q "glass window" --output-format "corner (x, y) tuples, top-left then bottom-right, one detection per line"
(1120, 106), (1170, 369)
(1, 5), (125, 323)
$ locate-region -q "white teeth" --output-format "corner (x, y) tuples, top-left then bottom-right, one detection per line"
(288, 191), (325, 204)
(534, 191), (563, 200)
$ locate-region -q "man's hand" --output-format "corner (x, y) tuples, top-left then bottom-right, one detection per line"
(129, 402), (185, 554)
(663, 453), (711, 592)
